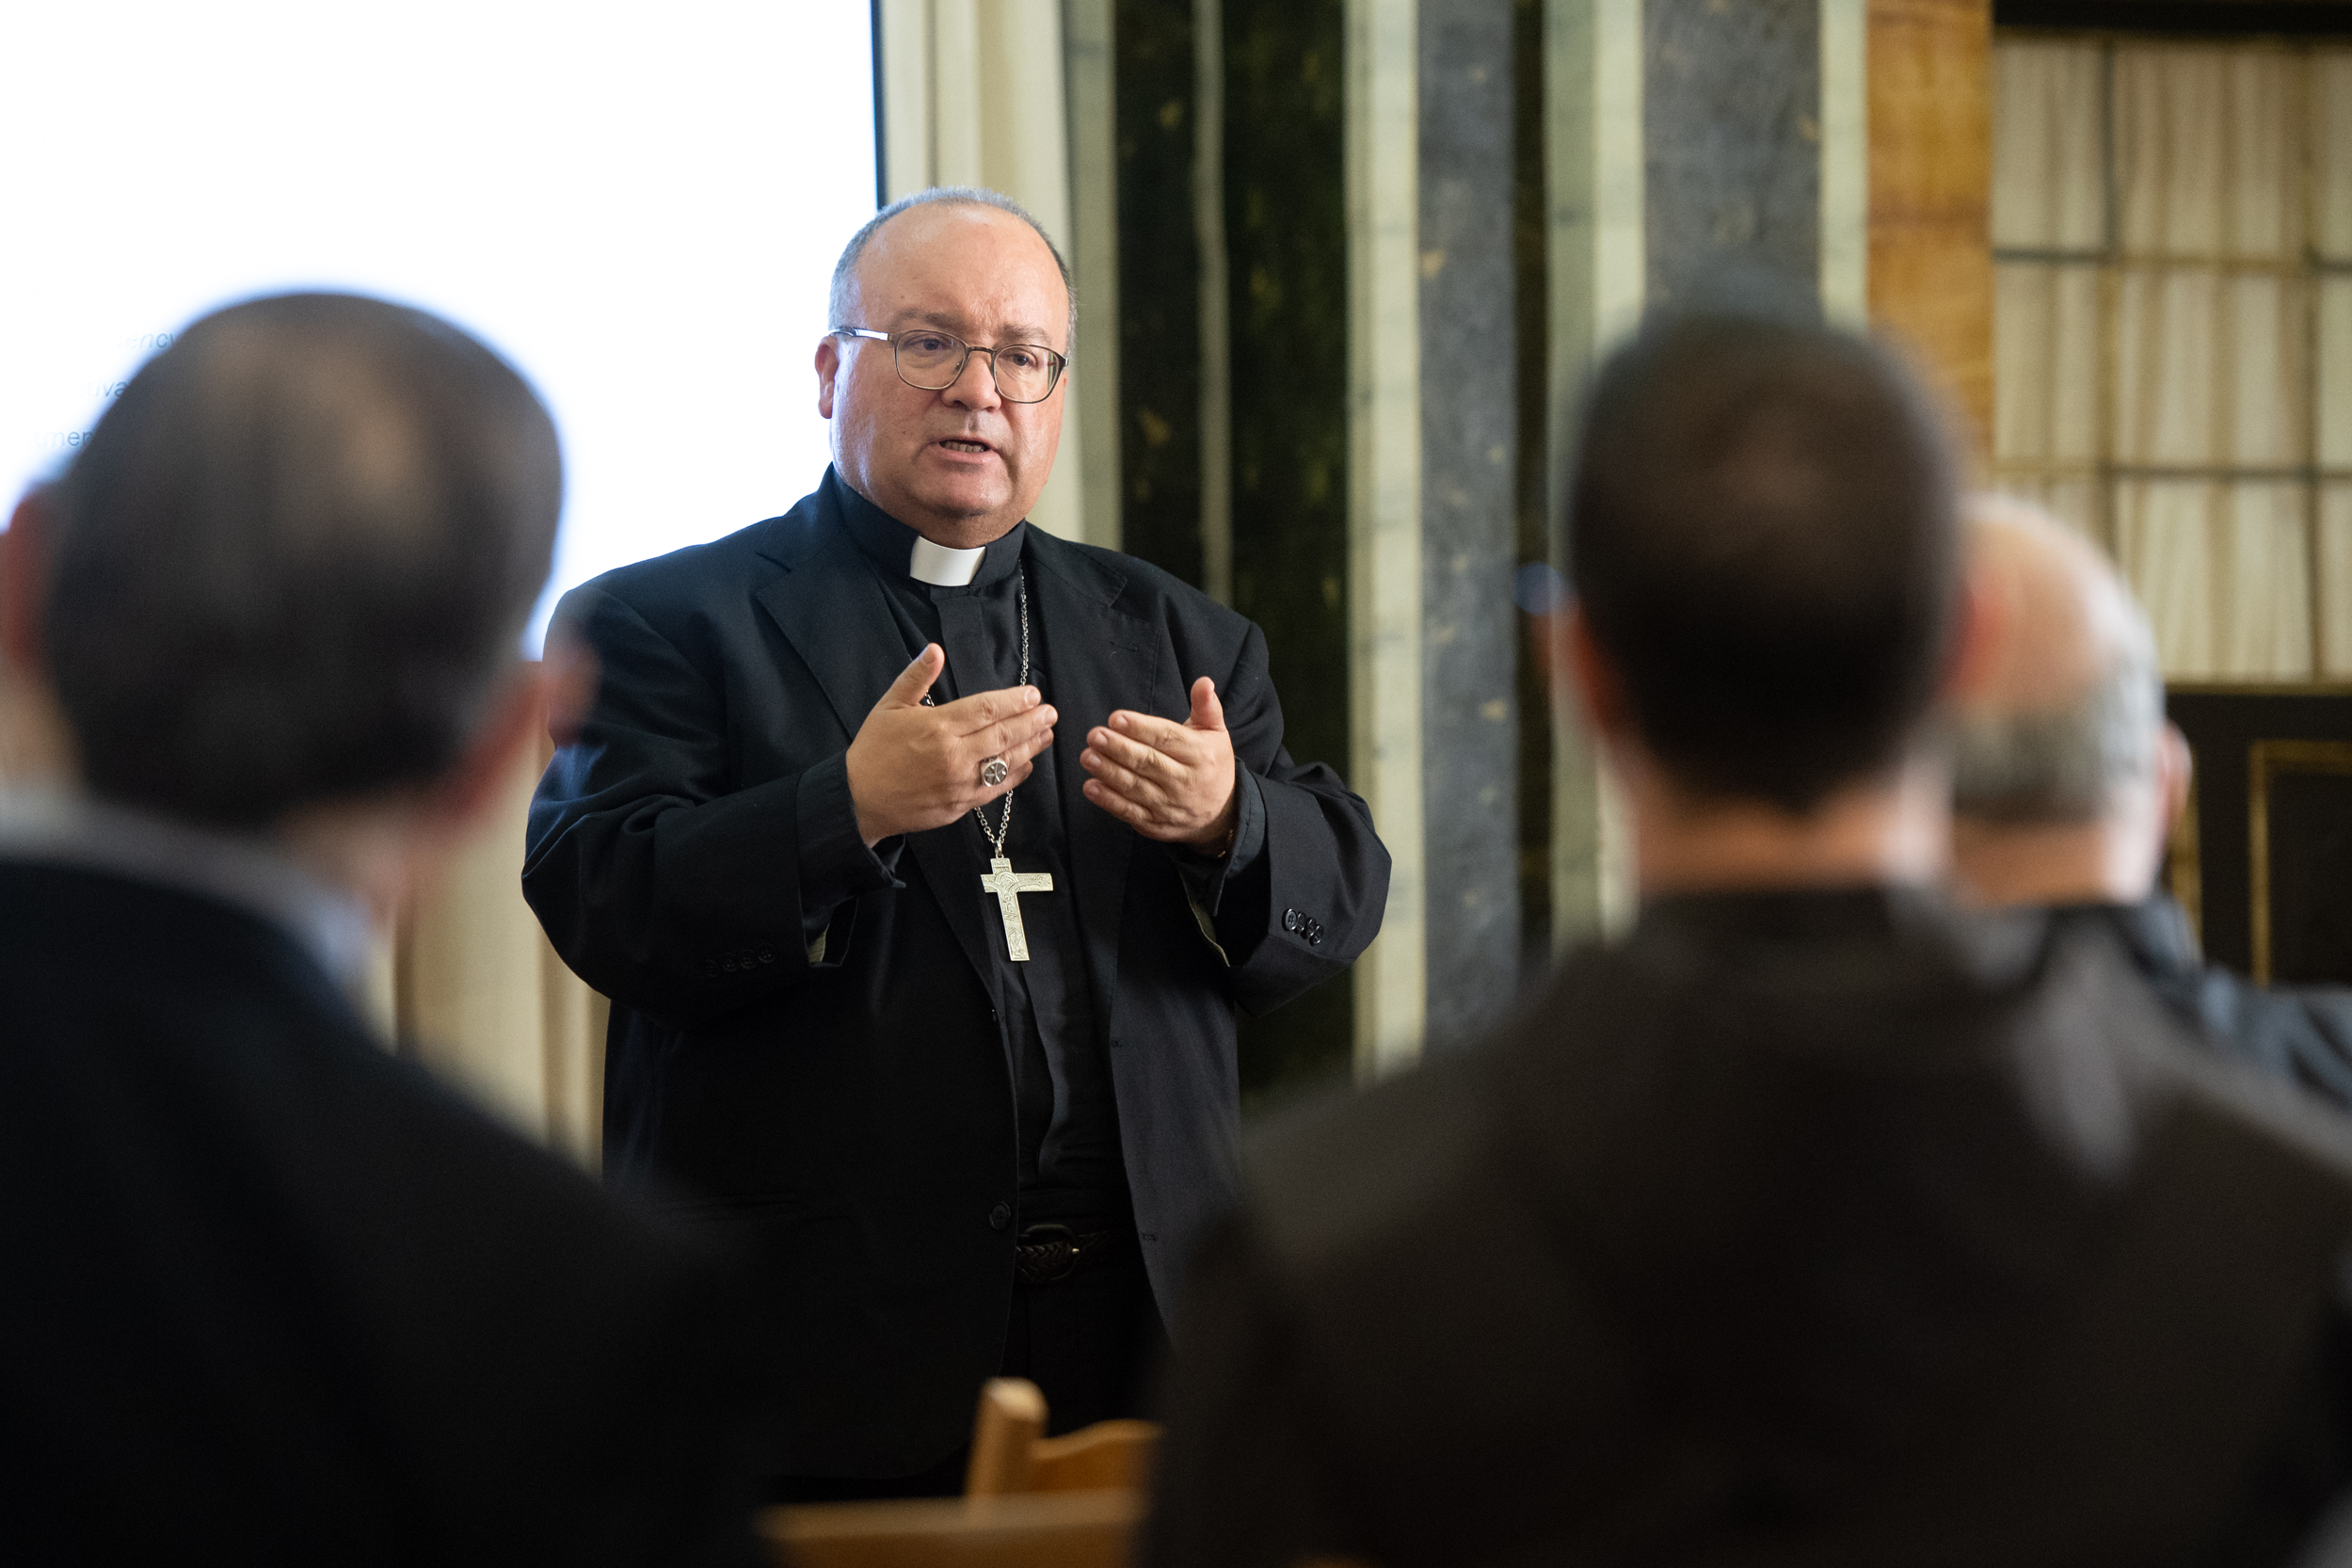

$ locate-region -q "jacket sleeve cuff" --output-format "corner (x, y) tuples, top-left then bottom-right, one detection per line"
(1174, 765), (1266, 919)
(794, 752), (904, 947)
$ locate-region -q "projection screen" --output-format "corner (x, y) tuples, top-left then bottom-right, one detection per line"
(3, 2), (879, 644)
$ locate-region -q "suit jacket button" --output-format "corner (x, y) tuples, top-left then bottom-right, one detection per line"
(1283, 908), (1301, 933)
(759, 947), (776, 965)
(722, 956), (737, 972)
(988, 1203), (1012, 1231)
(703, 959), (720, 977)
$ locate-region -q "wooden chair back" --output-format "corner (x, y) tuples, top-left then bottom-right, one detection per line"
(760, 1378), (1163, 1566)
(1029, 1417), (1163, 1494)
(963, 1378), (1160, 1496)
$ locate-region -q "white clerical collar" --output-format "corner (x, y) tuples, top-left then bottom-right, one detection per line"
(909, 535), (986, 587)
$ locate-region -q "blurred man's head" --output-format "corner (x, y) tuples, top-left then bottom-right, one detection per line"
(1559, 300), (1966, 890)
(1949, 495), (2189, 908)
(816, 187), (1073, 550)
(2, 292), (562, 901)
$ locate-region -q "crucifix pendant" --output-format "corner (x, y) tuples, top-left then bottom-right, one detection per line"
(980, 856), (1054, 962)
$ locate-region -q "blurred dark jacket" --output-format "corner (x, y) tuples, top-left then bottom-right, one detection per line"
(1145, 888), (2352, 1568)
(2086, 893), (2352, 1112)
(0, 850), (772, 1565)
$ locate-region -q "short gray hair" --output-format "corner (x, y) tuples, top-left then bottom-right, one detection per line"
(44, 293), (561, 829)
(827, 186), (1077, 354)
(1951, 642), (2165, 824)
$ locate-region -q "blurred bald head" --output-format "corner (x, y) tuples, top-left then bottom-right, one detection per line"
(1953, 497), (2161, 822)
(1951, 495), (2186, 906)
(36, 292), (562, 830)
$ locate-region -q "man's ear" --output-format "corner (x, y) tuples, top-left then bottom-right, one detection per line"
(1560, 603), (1630, 741)
(427, 664), (551, 837)
(2, 489), (50, 679)
(1938, 571), (2002, 705)
(1525, 578), (1627, 741)
(541, 628), (600, 749)
(2156, 720), (2194, 837)
(815, 334), (842, 421)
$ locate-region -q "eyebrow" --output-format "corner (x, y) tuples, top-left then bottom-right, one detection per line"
(895, 308), (1058, 346)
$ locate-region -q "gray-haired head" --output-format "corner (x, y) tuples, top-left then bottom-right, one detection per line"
(828, 186), (1077, 353)
(41, 292), (562, 830)
(1950, 495), (2164, 824)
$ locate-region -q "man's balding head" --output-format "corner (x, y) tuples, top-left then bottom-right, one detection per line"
(23, 292), (561, 830)
(816, 188), (1074, 549)
(1953, 497), (2164, 823)
(1951, 496), (2188, 906)
(829, 188), (1076, 355)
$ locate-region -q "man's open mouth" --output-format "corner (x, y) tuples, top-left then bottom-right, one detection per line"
(938, 439), (992, 455)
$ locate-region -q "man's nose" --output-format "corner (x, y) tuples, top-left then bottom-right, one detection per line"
(942, 349), (1001, 411)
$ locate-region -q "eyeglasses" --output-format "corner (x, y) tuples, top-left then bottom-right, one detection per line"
(833, 327), (1066, 404)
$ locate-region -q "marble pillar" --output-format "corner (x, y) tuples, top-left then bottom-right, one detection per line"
(1416, 0), (1526, 1050)
(1110, 0), (1362, 1100)
(1642, 0), (1821, 308)
(1226, 0), (1357, 1095)
(1112, 0), (1206, 583)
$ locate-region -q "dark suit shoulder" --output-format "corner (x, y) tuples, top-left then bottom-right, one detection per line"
(1240, 1042), (1509, 1272)
(0, 861), (694, 1275)
(2159, 963), (2352, 1117)
(1211, 961), (1643, 1548)
(0, 861), (760, 1561)
(1232, 946), (1640, 1343)
(2035, 904), (2352, 1191)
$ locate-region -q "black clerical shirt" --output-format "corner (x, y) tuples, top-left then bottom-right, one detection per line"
(793, 474), (1263, 1221)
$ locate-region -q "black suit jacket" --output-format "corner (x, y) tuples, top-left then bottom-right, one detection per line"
(1145, 889), (2352, 1568)
(523, 476), (1388, 1476)
(0, 862), (767, 1565)
(2092, 894), (2352, 1112)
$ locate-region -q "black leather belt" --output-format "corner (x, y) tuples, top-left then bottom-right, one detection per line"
(1014, 1221), (1129, 1286)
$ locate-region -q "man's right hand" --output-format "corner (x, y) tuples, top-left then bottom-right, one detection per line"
(844, 645), (1057, 847)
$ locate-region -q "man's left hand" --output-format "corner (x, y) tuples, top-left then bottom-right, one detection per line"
(1080, 677), (1239, 851)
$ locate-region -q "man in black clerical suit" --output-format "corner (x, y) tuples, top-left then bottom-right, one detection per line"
(1144, 304), (2352, 1567)
(523, 187), (1388, 1494)
(0, 295), (768, 1563)
(1953, 495), (2352, 1106)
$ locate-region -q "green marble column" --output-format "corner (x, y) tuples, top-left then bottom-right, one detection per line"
(1113, 0), (1206, 585)
(1113, 0), (1356, 1105)
(1223, 0), (1356, 1104)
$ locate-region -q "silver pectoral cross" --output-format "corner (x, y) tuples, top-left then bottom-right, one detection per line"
(980, 856), (1055, 962)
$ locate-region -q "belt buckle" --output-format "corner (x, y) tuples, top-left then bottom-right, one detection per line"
(1016, 1222), (1079, 1286)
